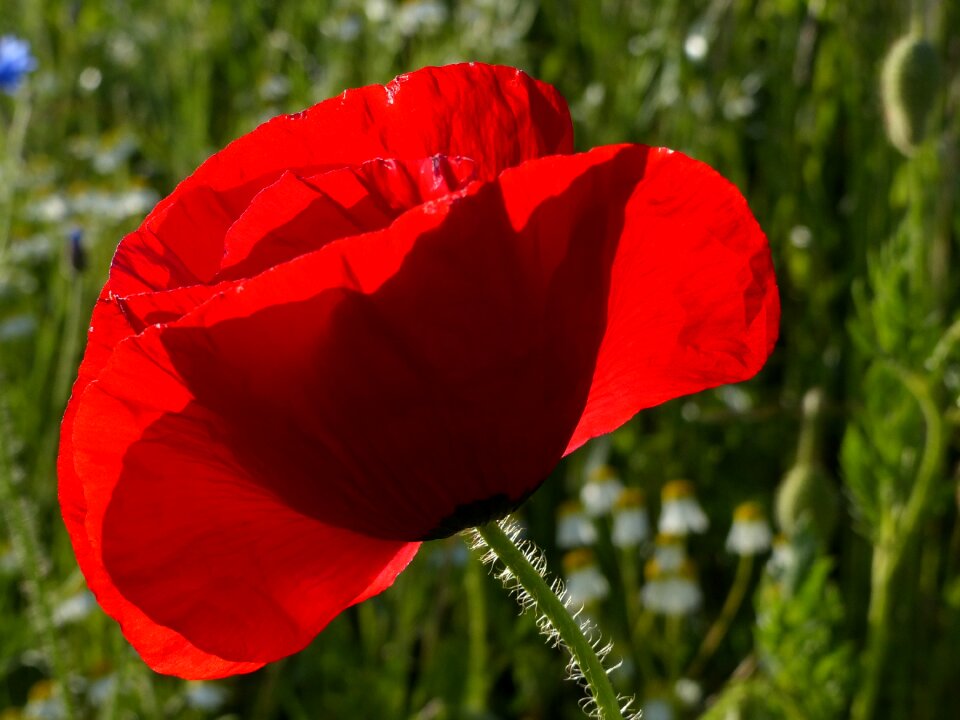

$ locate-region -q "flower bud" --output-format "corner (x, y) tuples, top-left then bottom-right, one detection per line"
(775, 463), (838, 543)
(68, 228), (87, 273)
(881, 33), (940, 155)
(776, 388), (838, 544)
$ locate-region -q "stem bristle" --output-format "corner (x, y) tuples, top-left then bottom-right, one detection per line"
(467, 519), (641, 720)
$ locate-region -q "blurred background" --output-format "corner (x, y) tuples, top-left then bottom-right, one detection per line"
(1, 0), (958, 718)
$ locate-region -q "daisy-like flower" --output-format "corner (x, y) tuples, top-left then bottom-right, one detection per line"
(184, 681), (229, 712)
(563, 548), (609, 606)
(652, 532), (687, 572)
(556, 499), (598, 549)
(52, 590), (97, 626)
(642, 558), (702, 616)
(611, 487), (650, 547)
(642, 697), (675, 720)
(674, 677), (703, 708)
(725, 501), (772, 556)
(580, 464), (624, 517)
(767, 533), (797, 577)
(658, 479), (709, 535)
(23, 680), (65, 720)
(87, 673), (118, 708)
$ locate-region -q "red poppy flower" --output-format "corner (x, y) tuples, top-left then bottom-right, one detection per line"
(58, 63), (778, 679)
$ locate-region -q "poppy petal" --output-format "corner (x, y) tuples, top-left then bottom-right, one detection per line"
(116, 155), (478, 330)
(71, 349), (419, 666)
(58, 291), (263, 678)
(116, 283), (229, 334)
(217, 155), (478, 281)
(109, 63), (572, 296)
(75, 144), (776, 564)
(564, 146), (779, 452)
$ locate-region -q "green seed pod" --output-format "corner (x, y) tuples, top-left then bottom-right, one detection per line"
(775, 463), (839, 543)
(775, 388), (838, 543)
(881, 33), (940, 155)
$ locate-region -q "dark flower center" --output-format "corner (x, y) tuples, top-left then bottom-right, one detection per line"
(419, 492), (530, 540)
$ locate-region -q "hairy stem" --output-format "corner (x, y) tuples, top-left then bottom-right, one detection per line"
(472, 520), (631, 720)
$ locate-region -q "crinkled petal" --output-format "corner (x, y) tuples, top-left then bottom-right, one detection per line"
(109, 63), (572, 296)
(75, 145), (777, 575)
(564, 147), (779, 453)
(58, 290), (263, 677)
(72, 348), (419, 666)
(217, 155), (478, 280)
(115, 156), (477, 330)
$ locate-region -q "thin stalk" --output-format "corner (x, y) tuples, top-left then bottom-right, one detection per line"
(462, 551), (491, 713)
(852, 534), (895, 720)
(926, 315), (960, 371)
(473, 520), (630, 720)
(356, 596), (383, 664)
(686, 554), (754, 678)
(250, 659), (285, 720)
(105, 619), (160, 720)
(853, 366), (946, 720)
(0, 87), (32, 262)
(664, 613), (683, 686)
(619, 547), (659, 687)
(884, 365), (945, 560)
(909, 0), (926, 35)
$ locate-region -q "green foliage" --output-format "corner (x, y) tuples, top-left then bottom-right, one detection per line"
(703, 549), (853, 720)
(1, 0), (959, 718)
(755, 556), (853, 719)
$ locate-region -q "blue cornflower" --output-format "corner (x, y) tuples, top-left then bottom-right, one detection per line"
(68, 227), (87, 273)
(0, 35), (38, 94)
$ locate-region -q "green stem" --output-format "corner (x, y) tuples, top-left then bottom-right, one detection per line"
(620, 547), (659, 687)
(462, 548), (491, 713)
(852, 536), (895, 720)
(0, 86), (32, 263)
(250, 659), (284, 720)
(664, 613), (683, 686)
(884, 364), (945, 558)
(795, 388), (824, 465)
(909, 0), (926, 35)
(927, 316), (960, 372)
(686, 554), (754, 678)
(474, 521), (628, 720)
(852, 365), (946, 720)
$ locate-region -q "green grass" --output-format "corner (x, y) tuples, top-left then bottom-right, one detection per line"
(1, 0), (959, 718)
